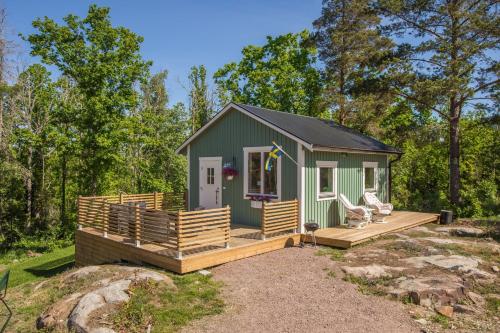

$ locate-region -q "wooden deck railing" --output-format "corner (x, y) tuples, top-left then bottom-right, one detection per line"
(176, 206), (231, 259)
(261, 199), (299, 239)
(77, 193), (229, 258)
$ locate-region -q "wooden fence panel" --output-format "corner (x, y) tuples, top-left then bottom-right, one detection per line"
(261, 199), (298, 238)
(177, 206), (230, 254)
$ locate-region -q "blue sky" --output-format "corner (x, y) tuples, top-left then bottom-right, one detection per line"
(4, 0), (323, 105)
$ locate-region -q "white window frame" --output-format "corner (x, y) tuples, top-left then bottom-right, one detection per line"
(316, 161), (338, 201)
(363, 161), (378, 193)
(243, 146), (282, 200)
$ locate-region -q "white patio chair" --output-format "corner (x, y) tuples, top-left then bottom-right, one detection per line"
(363, 192), (392, 223)
(339, 194), (371, 229)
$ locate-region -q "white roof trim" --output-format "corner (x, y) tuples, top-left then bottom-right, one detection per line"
(176, 103), (313, 154)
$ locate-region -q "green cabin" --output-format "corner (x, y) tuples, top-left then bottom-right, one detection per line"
(176, 103), (401, 231)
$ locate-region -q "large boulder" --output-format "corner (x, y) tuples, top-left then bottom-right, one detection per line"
(37, 265), (175, 333)
(387, 274), (467, 307)
(402, 254), (494, 280)
(68, 279), (132, 332)
(435, 226), (485, 237)
(341, 264), (405, 279)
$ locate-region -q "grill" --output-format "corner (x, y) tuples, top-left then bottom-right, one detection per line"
(302, 221), (320, 248)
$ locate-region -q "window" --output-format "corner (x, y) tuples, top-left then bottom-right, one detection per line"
(316, 161), (338, 201)
(206, 167), (214, 185)
(363, 162), (378, 192)
(243, 147), (281, 199)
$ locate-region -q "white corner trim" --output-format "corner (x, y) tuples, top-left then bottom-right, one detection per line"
(243, 146), (281, 200)
(316, 161), (338, 202)
(362, 161), (378, 193)
(175, 103), (313, 154)
(187, 144), (190, 210)
(297, 143), (305, 233)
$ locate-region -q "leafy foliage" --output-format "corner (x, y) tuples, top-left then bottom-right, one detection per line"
(214, 30), (324, 117)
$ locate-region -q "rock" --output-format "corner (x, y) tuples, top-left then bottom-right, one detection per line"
(66, 266), (101, 280)
(341, 264), (405, 279)
(436, 305), (454, 318)
(90, 328), (116, 333)
(27, 250), (42, 257)
(492, 266), (499, 273)
(453, 304), (478, 314)
(411, 226), (437, 235)
(36, 292), (83, 330)
(403, 254), (479, 271)
(68, 279), (131, 333)
(467, 291), (485, 306)
(387, 274), (467, 307)
(435, 227), (485, 237)
(415, 318), (428, 325)
(198, 269), (211, 276)
(135, 270), (175, 287)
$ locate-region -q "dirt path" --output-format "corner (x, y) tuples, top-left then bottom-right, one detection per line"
(182, 247), (420, 333)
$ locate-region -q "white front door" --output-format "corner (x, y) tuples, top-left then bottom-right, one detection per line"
(199, 157), (222, 209)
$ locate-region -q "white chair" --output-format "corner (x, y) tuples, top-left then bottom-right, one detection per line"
(339, 194), (371, 229)
(363, 192), (392, 223)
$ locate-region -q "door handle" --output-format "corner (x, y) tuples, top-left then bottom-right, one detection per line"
(215, 187), (219, 204)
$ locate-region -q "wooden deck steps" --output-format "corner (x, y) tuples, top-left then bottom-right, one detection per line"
(307, 211), (439, 248)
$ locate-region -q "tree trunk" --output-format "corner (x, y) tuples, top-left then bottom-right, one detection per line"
(60, 152), (67, 228)
(449, 115), (460, 205)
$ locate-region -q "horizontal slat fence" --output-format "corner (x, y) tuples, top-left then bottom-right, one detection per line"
(176, 206), (231, 257)
(77, 193), (229, 258)
(261, 199), (299, 239)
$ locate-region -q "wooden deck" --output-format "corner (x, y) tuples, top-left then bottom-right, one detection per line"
(307, 211), (439, 248)
(76, 225), (300, 274)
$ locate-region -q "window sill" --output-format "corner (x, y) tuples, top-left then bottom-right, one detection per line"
(317, 195), (337, 202)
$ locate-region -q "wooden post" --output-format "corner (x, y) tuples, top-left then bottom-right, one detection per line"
(293, 199), (299, 234)
(225, 205), (231, 249)
(77, 196), (82, 229)
(119, 192), (124, 204)
(134, 204), (141, 247)
(153, 191), (158, 210)
(103, 201), (109, 238)
(261, 201), (266, 240)
(176, 211), (183, 259)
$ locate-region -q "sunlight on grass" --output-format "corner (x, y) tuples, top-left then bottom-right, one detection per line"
(3, 246), (75, 287)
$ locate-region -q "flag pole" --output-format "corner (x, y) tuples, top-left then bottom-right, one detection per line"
(272, 141), (298, 166)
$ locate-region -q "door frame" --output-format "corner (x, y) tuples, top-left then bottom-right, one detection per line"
(198, 156), (223, 208)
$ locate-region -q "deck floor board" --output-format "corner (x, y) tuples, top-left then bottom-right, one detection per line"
(308, 211), (438, 248)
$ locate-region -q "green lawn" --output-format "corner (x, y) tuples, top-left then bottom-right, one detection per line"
(2, 246), (75, 288)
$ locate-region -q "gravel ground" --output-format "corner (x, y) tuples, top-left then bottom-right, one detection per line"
(182, 247), (420, 333)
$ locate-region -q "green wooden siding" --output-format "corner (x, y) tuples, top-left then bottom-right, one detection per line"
(188, 108), (298, 227)
(304, 151), (388, 228)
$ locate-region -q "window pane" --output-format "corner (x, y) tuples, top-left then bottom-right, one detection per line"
(365, 167), (375, 190)
(319, 167), (333, 193)
(248, 152), (261, 193)
(263, 152), (277, 195)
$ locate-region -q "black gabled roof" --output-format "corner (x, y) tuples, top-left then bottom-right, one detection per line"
(235, 103), (401, 154)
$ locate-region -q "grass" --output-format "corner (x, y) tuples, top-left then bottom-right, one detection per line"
(431, 314), (450, 328)
(384, 239), (425, 255)
(2, 245), (75, 287)
(342, 274), (392, 296)
(112, 272), (224, 333)
(485, 297), (500, 315)
(315, 247), (346, 261)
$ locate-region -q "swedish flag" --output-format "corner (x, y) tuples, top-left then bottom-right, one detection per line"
(265, 144), (283, 171)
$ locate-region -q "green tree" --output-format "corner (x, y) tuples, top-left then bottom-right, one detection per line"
(126, 71), (188, 194)
(25, 4), (151, 195)
(379, 0), (499, 207)
(214, 30), (323, 117)
(9, 64), (57, 232)
(188, 65), (213, 133)
(313, 0), (394, 129)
